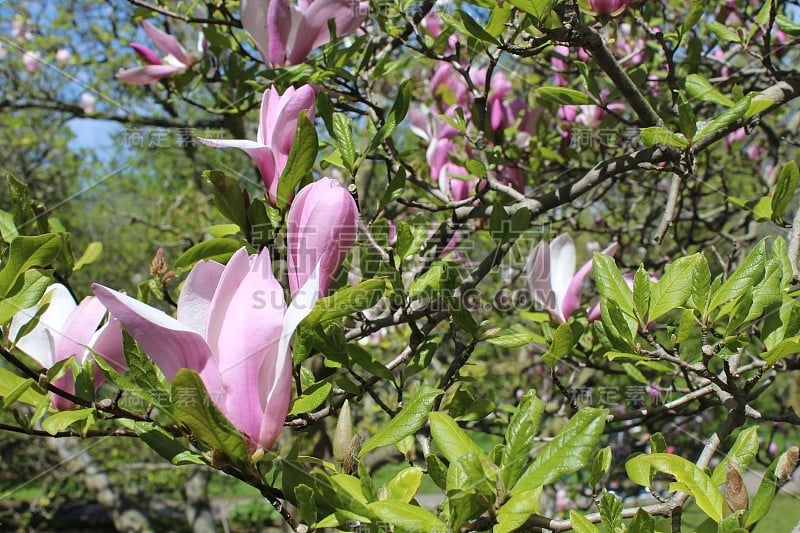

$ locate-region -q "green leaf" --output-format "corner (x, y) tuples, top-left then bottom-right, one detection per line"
(709, 240), (766, 312)
(126, 421), (205, 465)
(0, 209), (19, 243)
(0, 234), (61, 297)
(0, 269), (52, 324)
(371, 81), (411, 150)
(429, 412), (486, 465)
(348, 344), (394, 381)
(205, 170), (248, 231)
(688, 254), (711, 313)
(458, 10), (498, 44)
(681, 0), (710, 34)
(295, 484), (317, 526)
(41, 409), (94, 435)
(369, 500), (447, 532)
(277, 110), (318, 209)
(485, 331), (540, 348)
(332, 113), (356, 173)
(711, 426), (758, 486)
(776, 14), (800, 36)
(650, 433), (667, 454)
(385, 466), (423, 503)
(590, 446), (613, 487)
(685, 73), (733, 107)
(594, 253), (634, 316)
(288, 381), (332, 415)
(304, 278), (386, 326)
(695, 94), (753, 141)
(633, 266), (651, 324)
(761, 337), (800, 365)
(542, 322), (575, 366)
(677, 94), (698, 139)
(570, 509), (602, 532)
(121, 332), (171, 413)
(426, 453), (448, 490)
(627, 508), (656, 533)
(359, 385), (442, 457)
(502, 389), (545, 488)
(0, 377), (36, 409)
(648, 254), (700, 320)
(513, 408), (608, 493)
(72, 242), (103, 271)
(465, 159), (487, 178)
(771, 161), (800, 223)
(494, 488), (542, 533)
(743, 455), (780, 527)
(639, 127), (689, 149)
(486, 2), (513, 37)
(706, 21), (739, 42)
(506, 0), (553, 18)
(380, 170), (406, 207)
(173, 238), (243, 271)
(171, 369), (249, 467)
(535, 87), (593, 105)
(600, 492), (623, 532)
(626, 453), (723, 521)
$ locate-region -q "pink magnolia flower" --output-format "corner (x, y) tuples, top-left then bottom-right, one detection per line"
(9, 284), (125, 410)
(12, 19), (28, 42)
(80, 92), (97, 114)
(527, 234), (618, 323)
(117, 20), (194, 85)
(93, 247), (319, 451)
(287, 177), (359, 297)
(55, 48), (71, 64)
(241, 0), (368, 67)
(588, 0), (630, 16)
(22, 51), (41, 73)
(199, 86), (315, 205)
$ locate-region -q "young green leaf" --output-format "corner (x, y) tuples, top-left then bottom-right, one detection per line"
(626, 453), (723, 521)
(359, 386), (442, 457)
(276, 111), (318, 209)
(513, 408), (608, 493)
(771, 161), (800, 223)
(502, 389), (545, 488)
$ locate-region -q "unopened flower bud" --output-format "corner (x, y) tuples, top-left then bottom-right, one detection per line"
(150, 248), (168, 278)
(724, 463), (748, 513)
(589, 0), (630, 16)
(776, 446), (799, 483)
(286, 178), (359, 298)
(333, 400), (353, 464)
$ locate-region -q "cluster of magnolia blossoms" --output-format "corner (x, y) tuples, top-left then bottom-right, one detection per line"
(12, 171), (359, 450)
(410, 13), (539, 200)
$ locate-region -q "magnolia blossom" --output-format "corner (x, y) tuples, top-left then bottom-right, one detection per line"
(93, 247), (319, 450)
(117, 20), (194, 85)
(11, 18), (28, 42)
(22, 51), (41, 73)
(527, 234), (618, 323)
(589, 0), (630, 16)
(81, 92), (97, 114)
(241, 0), (368, 66)
(287, 177), (359, 297)
(198, 85), (315, 205)
(9, 284), (125, 410)
(55, 48), (71, 64)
